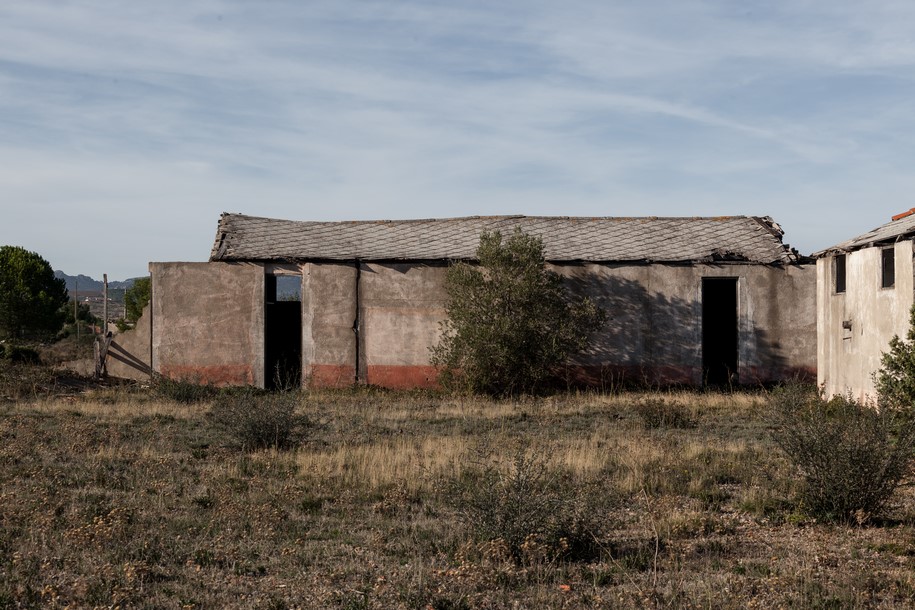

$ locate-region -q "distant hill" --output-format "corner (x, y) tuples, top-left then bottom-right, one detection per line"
(54, 271), (144, 293)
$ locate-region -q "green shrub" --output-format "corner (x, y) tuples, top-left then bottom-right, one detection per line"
(210, 390), (303, 451)
(876, 303), (915, 409)
(448, 446), (609, 563)
(632, 398), (696, 429)
(431, 229), (605, 397)
(153, 376), (218, 403)
(0, 344), (40, 364)
(769, 385), (915, 522)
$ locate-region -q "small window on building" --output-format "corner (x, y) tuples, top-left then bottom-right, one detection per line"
(882, 248), (895, 289)
(835, 254), (846, 293)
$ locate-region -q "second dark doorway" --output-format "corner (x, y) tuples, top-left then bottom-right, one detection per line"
(702, 278), (738, 388)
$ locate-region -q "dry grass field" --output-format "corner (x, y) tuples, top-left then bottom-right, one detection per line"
(3, 364), (915, 608)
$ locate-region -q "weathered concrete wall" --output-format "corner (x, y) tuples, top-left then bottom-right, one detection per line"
(151, 262), (265, 387)
(148, 258), (815, 391)
(555, 263), (699, 385)
(107, 304), (152, 380)
(298, 260), (815, 389)
(556, 262), (816, 386)
(361, 262), (448, 389)
(301, 261), (448, 389)
(818, 240), (914, 402)
(301, 262), (358, 388)
(744, 263), (817, 383)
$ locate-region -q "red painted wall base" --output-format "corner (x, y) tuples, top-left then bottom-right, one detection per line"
(159, 364), (255, 387)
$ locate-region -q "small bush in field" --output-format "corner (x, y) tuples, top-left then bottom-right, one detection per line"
(448, 446), (609, 563)
(633, 398), (696, 429)
(153, 376), (218, 403)
(769, 384), (915, 523)
(210, 390), (303, 451)
(0, 359), (56, 400)
(0, 344), (40, 364)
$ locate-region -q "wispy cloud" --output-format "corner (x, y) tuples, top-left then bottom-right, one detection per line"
(1, 1), (914, 277)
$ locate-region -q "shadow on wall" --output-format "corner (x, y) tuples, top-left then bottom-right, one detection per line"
(560, 271), (797, 389)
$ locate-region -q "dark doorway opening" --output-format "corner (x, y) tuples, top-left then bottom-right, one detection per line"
(702, 278), (738, 388)
(265, 274), (302, 390)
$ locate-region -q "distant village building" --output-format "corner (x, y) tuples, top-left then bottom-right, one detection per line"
(815, 209), (915, 401)
(111, 213), (817, 389)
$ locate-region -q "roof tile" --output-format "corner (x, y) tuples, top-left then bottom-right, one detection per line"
(814, 214), (915, 257)
(209, 213), (797, 265)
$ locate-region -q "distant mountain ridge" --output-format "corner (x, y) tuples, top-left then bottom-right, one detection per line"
(54, 271), (143, 293)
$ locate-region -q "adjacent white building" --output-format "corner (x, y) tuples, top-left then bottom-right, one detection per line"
(815, 209), (915, 401)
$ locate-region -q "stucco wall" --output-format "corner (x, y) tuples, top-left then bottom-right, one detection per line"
(299, 260), (815, 389)
(361, 262), (448, 389)
(149, 258), (815, 390)
(301, 262), (358, 388)
(151, 261), (265, 387)
(738, 263), (817, 384)
(817, 240), (915, 402)
(300, 261), (447, 389)
(556, 262), (816, 386)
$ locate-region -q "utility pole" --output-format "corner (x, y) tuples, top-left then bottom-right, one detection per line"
(74, 277), (79, 355)
(103, 274), (108, 335)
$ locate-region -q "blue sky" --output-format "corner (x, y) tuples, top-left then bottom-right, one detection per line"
(2, 1), (915, 279)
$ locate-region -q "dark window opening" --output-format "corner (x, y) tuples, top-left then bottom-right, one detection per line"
(702, 278), (738, 388)
(835, 254), (846, 293)
(265, 274), (302, 390)
(882, 248), (895, 289)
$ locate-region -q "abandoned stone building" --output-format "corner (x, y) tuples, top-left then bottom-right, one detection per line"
(815, 209), (915, 401)
(110, 213), (817, 389)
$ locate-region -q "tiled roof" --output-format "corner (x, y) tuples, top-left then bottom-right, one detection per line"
(813, 211), (915, 257)
(209, 213), (799, 264)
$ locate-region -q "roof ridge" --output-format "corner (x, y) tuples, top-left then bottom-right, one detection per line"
(220, 212), (756, 224)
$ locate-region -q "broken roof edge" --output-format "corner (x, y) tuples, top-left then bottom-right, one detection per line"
(812, 214), (915, 258)
(813, 233), (915, 257)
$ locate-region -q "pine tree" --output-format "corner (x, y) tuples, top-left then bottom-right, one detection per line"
(0, 246), (68, 340)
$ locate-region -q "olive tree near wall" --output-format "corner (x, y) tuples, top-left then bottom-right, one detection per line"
(431, 229), (606, 397)
(0, 246), (69, 340)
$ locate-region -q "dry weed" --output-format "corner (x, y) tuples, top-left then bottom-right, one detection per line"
(0, 388), (913, 608)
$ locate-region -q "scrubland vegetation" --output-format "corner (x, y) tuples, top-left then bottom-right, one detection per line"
(3, 366), (915, 608)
